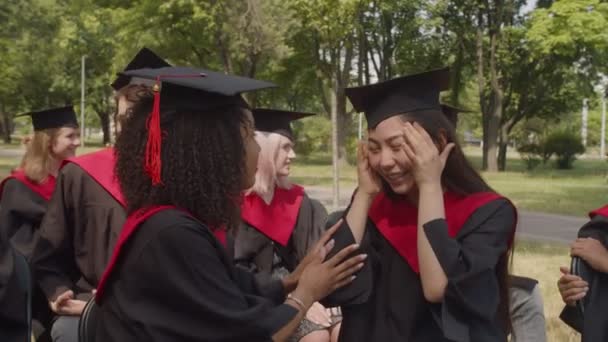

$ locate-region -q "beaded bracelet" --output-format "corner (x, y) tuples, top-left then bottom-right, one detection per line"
(287, 293), (307, 312)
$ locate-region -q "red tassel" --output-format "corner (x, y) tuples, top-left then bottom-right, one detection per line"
(143, 73), (207, 186)
(144, 77), (163, 186)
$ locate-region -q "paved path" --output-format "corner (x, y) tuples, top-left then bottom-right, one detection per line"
(306, 185), (587, 245)
(0, 147), (24, 158)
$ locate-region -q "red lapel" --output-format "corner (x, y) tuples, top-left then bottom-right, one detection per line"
(0, 169), (56, 201)
(63, 148), (125, 207)
(369, 191), (507, 273)
(589, 205), (608, 219)
(241, 185), (305, 246)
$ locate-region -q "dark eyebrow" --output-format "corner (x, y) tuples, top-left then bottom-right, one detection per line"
(386, 135), (403, 144)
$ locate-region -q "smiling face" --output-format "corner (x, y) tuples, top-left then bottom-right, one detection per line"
(367, 115), (417, 195)
(275, 135), (295, 178)
(51, 126), (81, 159)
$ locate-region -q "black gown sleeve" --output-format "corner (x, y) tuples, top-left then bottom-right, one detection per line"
(128, 222), (298, 340)
(423, 199), (515, 341)
(320, 208), (374, 307)
(0, 179), (46, 260)
(290, 195), (328, 263)
(32, 167), (78, 301)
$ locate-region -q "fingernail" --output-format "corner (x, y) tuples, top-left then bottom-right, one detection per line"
(351, 275), (357, 280)
(353, 244), (360, 249)
(327, 239), (335, 247)
(359, 254), (368, 260)
(585, 287), (589, 291)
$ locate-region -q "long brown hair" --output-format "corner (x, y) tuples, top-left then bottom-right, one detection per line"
(397, 109), (513, 332)
(20, 129), (62, 183)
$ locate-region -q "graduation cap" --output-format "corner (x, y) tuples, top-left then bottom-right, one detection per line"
(346, 67), (450, 128)
(252, 108), (315, 140)
(121, 66), (276, 185)
(110, 47), (171, 91)
(17, 105), (78, 131)
(440, 103), (471, 128)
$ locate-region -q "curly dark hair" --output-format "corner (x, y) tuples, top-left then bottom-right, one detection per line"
(114, 97), (249, 231)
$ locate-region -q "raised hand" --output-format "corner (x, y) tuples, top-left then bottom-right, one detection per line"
(401, 122), (454, 188)
(356, 141), (382, 197)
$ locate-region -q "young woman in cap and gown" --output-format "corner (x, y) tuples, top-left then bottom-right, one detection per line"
(94, 66), (366, 341)
(322, 68), (517, 342)
(234, 108), (342, 342)
(558, 205), (608, 342)
(0, 105), (80, 341)
(31, 48), (169, 342)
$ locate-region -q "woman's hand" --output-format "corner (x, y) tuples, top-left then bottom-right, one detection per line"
(356, 141), (382, 197)
(401, 122), (454, 189)
(293, 243), (366, 307)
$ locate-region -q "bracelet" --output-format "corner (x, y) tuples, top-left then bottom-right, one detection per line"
(287, 293), (307, 312)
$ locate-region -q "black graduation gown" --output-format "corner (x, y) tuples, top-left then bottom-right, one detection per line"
(234, 195), (327, 280)
(323, 199), (515, 342)
(33, 163), (126, 302)
(1, 176), (56, 339)
(0, 229), (29, 342)
(95, 209), (297, 341)
(560, 214), (608, 342)
(0, 179), (47, 261)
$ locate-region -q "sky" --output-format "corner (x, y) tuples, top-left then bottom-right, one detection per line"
(522, 0), (539, 14)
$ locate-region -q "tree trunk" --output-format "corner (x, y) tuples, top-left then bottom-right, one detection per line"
(0, 103), (11, 144)
(498, 125), (509, 171)
(95, 110), (110, 145)
(337, 86), (348, 164)
(486, 13), (503, 173)
(330, 75), (340, 210)
(476, 10), (489, 170)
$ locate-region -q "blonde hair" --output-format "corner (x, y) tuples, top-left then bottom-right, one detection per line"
(19, 128), (61, 183)
(246, 131), (292, 201)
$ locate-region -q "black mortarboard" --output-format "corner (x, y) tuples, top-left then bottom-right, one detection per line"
(252, 108), (315, 140)
(110, 47), (171, 91)
(17, 105), (78, 131)
(346, 67), (450, 128)
(120, 66), (276, 185)
(440, 103), (471, 127)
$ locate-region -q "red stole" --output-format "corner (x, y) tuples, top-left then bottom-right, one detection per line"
(96, 205), (227, 302)
(589, 205), (608, 219)
(0, 169), (56, 201)
(63, 148), (125, 207)
(369, 191), (505, 273)
(241, 185), (305, 246)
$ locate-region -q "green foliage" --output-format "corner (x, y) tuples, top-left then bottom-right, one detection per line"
(293, 116), (331, 156)
(516, 143), (543, 170)
(544, 129), (586, 169)
(528, 0), (608, 70)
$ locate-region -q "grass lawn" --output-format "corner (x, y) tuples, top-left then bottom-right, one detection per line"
(512, 240), (579, 341)
(1, 144), (606, 216)
(291, 151), (607, 217)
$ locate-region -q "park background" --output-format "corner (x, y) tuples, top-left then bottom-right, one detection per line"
(2, 0), (608, 340)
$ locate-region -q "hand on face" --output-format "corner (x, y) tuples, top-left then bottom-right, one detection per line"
(571, 237), (608, 273)
(400, 122), (454, 188)
(356, 141), (382, 197)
